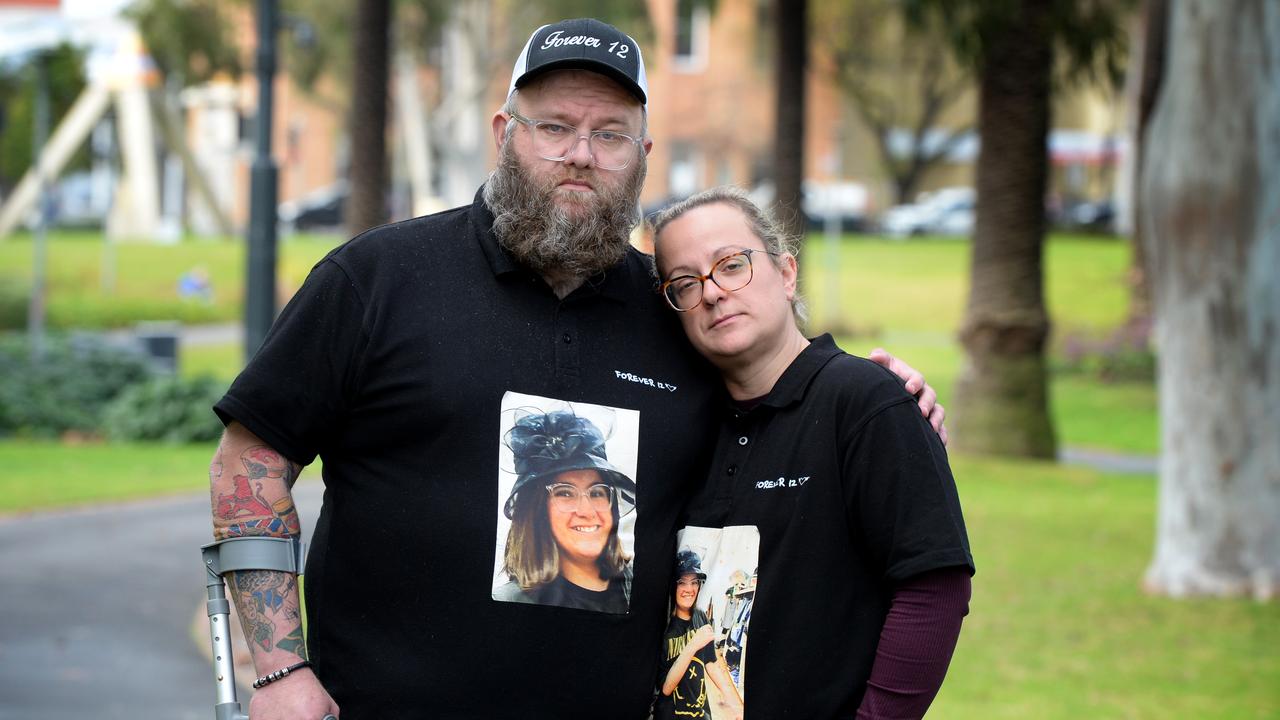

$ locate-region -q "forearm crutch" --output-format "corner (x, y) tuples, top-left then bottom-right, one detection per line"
(201, 536), (333, 720)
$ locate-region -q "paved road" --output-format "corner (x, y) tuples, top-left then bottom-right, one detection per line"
(0, 481), (324, 719)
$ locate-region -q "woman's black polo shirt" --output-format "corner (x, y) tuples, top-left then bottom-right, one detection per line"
(215, 190), (721, 718)
(679, 334), (974, 719)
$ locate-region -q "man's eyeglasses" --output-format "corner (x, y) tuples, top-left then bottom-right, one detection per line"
(546, 482), (617, 513)
(660, 248), (781, 312)
(508, 111), (643, 171)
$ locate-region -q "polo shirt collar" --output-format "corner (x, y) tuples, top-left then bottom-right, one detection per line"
(757, 333), (843, 410)
(471, 184), (637, 304)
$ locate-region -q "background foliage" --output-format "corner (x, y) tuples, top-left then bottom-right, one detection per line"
(0, 43), (89, 193)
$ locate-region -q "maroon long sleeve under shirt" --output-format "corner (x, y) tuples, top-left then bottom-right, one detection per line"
(856, 566), (973, 719)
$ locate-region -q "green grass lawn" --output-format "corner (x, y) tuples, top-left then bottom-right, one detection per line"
(0, 440), (214, 510)
(802, 233), (1132, 335)
(0, 230), (342, 329)
(932, 455), (1279, 719)
(814, 234), (1156, 455)
(0, 440), (320, 512)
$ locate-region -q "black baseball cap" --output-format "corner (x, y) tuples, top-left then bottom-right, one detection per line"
(508, 18), (648, 106)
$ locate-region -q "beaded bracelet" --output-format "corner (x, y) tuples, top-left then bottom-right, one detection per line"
(252, 660), (312, 689)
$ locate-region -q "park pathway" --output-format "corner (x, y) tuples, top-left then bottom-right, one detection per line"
(0, 481), (323, 719)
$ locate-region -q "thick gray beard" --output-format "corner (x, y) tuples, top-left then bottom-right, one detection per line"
(483, 144), (645, 281)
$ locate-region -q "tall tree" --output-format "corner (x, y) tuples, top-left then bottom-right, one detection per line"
(772, 0), (808, 241)
(129, 0), (243, 86)
(1123, 0), (1167, 327)
(906, 0), (1129, 458)
(298, 0), (652, 234)
(345, 0), (393, 235)
(0, 43), (88, 193)
(816, 0), (972, 206)
(1139, 0), (1280, 599)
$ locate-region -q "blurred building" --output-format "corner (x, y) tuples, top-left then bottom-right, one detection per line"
(172, 0), (1125, 234)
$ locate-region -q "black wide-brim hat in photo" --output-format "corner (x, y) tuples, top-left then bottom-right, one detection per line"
(503, 409), (637, 519)
(675, 548), (707, 581)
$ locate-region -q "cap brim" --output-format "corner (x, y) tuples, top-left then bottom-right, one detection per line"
(515, 59), (647, 105)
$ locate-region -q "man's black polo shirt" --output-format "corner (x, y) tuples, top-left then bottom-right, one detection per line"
(679, 334), (973, 719)
(215, 189), (719, 718)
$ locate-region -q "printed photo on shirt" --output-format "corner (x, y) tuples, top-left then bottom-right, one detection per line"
(655, 525), (760, 720)
(491, 391), (640, 614)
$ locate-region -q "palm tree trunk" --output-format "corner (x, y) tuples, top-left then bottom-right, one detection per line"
(346, 0), (392, 235)
(951, 0), (1056, 458)
(773, 0), (807, 242)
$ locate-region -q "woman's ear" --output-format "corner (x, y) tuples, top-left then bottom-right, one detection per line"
(781, 253), (799, 300)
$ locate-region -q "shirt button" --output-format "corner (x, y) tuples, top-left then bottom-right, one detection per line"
(726, 464), (737, 476)
(562, 333), (572, 344)
(738, 436), (749, 446)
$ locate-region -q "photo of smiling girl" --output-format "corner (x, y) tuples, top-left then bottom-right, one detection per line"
(492, 393), (640, 614)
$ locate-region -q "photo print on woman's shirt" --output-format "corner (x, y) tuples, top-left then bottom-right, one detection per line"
(491, 391), (640, 614)
(657, 525), (760, 718)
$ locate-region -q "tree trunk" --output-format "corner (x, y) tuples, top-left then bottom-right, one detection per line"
(1140, 0), (1280, 600)
(773, 0), (808, 242)
(950, 0), (1056, 458)
(346, 0), (392, 235)
(1127, 0), (1169, 328)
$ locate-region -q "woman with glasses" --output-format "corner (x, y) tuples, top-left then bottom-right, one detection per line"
(650, 187), (975, 719)
(494, 410), (636, 614)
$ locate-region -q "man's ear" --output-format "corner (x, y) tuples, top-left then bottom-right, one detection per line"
(642, 137), (654, 156)
(492, 112), (510, 152)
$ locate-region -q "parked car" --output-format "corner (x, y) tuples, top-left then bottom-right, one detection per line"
(278, 181), (348, 233)
(742, 180), (872, 233)
(1053, 198), (1116, 234)
(801, 180), (871, 232)
(879, 187), (975, 238)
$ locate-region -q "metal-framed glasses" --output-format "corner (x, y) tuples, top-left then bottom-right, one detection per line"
(660, 248), (781, 312)
(508, 111), (643, 171)
(545, 482), (617, 513)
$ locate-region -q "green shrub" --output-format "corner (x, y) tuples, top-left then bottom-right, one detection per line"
(102, 374), (226, 443)
(0, 279), (28, 331)
(0, 334), (153, 437)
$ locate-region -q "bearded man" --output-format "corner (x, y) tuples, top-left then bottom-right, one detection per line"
(206, 17), (944, 719)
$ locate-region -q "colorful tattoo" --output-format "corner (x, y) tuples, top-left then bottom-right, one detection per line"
(212, 443), (304, 540)
(275, 625), (307, 656)
(232, 570), (304, 656)
(215, 474), (273, 521)
(241, 446), (289, 481)
(216, 497), (303, 539)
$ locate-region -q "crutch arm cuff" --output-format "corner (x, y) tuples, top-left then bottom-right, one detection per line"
(201, 536), (305, 582)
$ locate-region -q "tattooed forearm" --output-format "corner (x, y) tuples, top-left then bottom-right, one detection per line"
(231, 570), (307, 657)
(210, 427), (310, 664)
(211, 440), (304, 540)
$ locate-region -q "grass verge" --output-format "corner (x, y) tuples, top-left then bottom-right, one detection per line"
(931, 455), (1278, 719)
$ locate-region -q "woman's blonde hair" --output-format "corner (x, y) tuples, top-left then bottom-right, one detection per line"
(649, 185), (808, 326)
